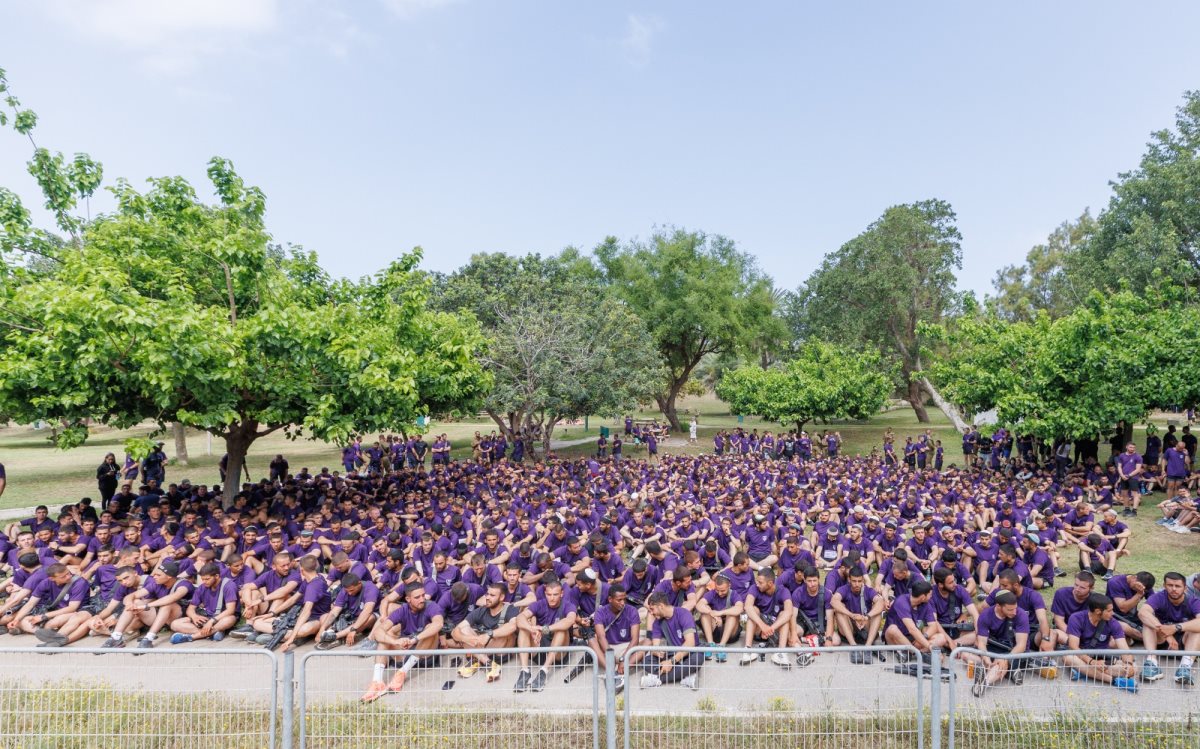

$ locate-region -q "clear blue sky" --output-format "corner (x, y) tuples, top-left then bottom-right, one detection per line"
(3, 1), (1199, 296)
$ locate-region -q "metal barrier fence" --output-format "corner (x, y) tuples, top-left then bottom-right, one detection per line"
(297, 646), (601, 749)
(620, 645), (928, 749)
(4, 643), (1199, 749)
(0, 646), (278, 749)
(946, 647), (1200, 749)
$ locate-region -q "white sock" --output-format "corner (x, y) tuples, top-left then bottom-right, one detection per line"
(539, 666), (548, 676)
(399, 656), (417, 674)
(113, 630), (124, 638)
(373, 664), (385, 681)
(147, 630), (158, 639)
(1182, 656), (1194, 669)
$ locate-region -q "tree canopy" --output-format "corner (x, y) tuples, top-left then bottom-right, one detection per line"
(794, 199), (968, 430)
(924, 289), (1200, 441)
(716, 342), (892, 432)
(595, 228), (776, 431)
(0, 69), (488, 495)
(431, 251), (662, 452)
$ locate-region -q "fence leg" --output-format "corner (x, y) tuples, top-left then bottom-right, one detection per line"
(930, 648), (941, 749)
(281, 650), (294, 749)
(605, 655), (618, 749)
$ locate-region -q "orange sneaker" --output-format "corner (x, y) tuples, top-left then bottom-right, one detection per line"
(486, 661), (502, 683)
(386, 671), (407, 694)
(360, 680), (388, 703)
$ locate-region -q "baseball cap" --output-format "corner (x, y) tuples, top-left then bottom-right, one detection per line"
(158, 560), (180, 577)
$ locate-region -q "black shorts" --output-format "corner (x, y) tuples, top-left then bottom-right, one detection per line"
(1119, 478), (1139, 492)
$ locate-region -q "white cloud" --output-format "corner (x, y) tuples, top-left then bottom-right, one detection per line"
(379, 0), (458, 20)
(41, 0), (280, 74)
(622, 13), (662, 67)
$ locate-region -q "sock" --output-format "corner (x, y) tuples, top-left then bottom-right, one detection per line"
(147, 630), (158, 639)
(113, 630), (124, 638)
(1182, 656), (1194, 669)
(399, 656), (417, 674)
(539, 666), (548, 676)
(373, 664), (385, 681)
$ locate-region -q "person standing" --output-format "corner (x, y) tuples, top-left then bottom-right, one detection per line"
(96, 453), (120, 504)
(689, 417), (698, 445)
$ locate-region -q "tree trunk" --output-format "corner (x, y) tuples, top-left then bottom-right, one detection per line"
(919, 377), (969, 433)
(542, 417), (561, 457)
(795, 420), (807, 433)
(172, 422), (189, 465)
(222, 424), (256, 508)
(906, 380), (930, 423)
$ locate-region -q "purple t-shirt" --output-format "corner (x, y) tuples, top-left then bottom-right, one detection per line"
(834, 583), (879, 615)
(650, 606), (696, 646)
(1146, 591), (1200, 625)
(191, 578), (239, 615)
(386, 600), (444, 636)
(31, 575), (90, 610)
(594, 602), (640, 645)
(1116, 453), (1142, 477)
(886, 593), (936, 630)
(932, 584), (972, 625)
(333, 581), (380, 616)
(527, 597), (577, 626)
(1165, 447), (1189, 478)
(976, 606), (1030, 643)
(300, 575), (332, 616)
(747, 584), (790, 620)
(1066, 611), (1124, 649)
(253, 568), (301, 594)
(1051, 589), (1091, 622)
(790, 584), (823, 621)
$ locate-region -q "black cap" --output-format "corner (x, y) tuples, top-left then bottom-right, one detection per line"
(158, 560), (180, 577)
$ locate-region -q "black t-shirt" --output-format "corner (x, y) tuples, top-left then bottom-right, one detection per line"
(466, 604), (517, 633)
(1183, 434), (1197, 456)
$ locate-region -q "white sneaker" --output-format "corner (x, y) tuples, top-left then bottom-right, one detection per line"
(680, 674), (699, 690)
(771, 652), (791, 669)
(640, 674), (663, 688)
(739, 653), (757, 665)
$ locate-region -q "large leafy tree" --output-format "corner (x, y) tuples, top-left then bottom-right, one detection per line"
(716, 342), (892, 433)
(924, 289), (1200, 442)
(990, 91), (1200, 315)
(594, 228), (777, 431)
(0, 69), (488, 493)
(795, 199), (968, 429)
(990, 211), (1096, 322)
(433, 252), (662, 453)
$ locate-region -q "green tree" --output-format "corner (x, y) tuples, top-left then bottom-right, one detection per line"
(595, 228), (776, 431)
(924, 289), (1200, 441)
(716, 342), (892, 432)
(990, 211), (1095, 321)
(0, 72), (488, 492)
(796, 200), (968, 430)
(434, 252), (662, 453)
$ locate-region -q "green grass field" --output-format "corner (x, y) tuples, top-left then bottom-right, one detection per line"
(0, 396), (1195, 585)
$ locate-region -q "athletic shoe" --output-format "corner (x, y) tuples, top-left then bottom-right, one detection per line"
(1174, 666), (1194, 686)
(231, 624), (254, 637)
(513, 670), (531, 692)
(100, 636), (124, 649)
(170, 633), (193, 645)
(680, 673), (699, 690)
(1131, 509), (1138, 517)
(360, 680), (388, 703)
(714, 651), (727, 663)
(354, 640), (378, 651)
(971, 662), (988, 698)
(1156, 519), (1170, 525)
(34, 628), (67, 647)
(458, 661), (480, 679)
(1142, 661), (1164, 682)
(1102, 571), (1115, 581)
(385, 671), (407, 694)
(1069, 668), (1081, 681)
(137, 637), (154, 649)
(212, 631), (225, 642)
(530, 670), (547, 692)
(1113, 676), (1138, 693)
(739, 652), (757, 666)
(1121, 508), (1131, 517)
(849, 650), (867, 665)
(1010, 666), (1025, 685)
(894, 650), (912, 664)
(486, 661), (502, 683)
(874, 650), (888, 662)
(640, 674), (663, 688)
(612, 675), (625, 694)
(796, 653), (814, 668)
(770, 652), (791, 669)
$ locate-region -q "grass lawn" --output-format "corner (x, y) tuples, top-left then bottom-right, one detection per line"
(0, 396), (1195, 586)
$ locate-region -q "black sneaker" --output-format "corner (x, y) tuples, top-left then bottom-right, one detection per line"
(99, 637), (125, 651)
(513, 670), (531, 693)
(137, 637), (154, 649)
(530, 670), (547, 692)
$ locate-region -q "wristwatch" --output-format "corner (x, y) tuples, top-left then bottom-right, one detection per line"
(1175, 624), (1183, 634)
